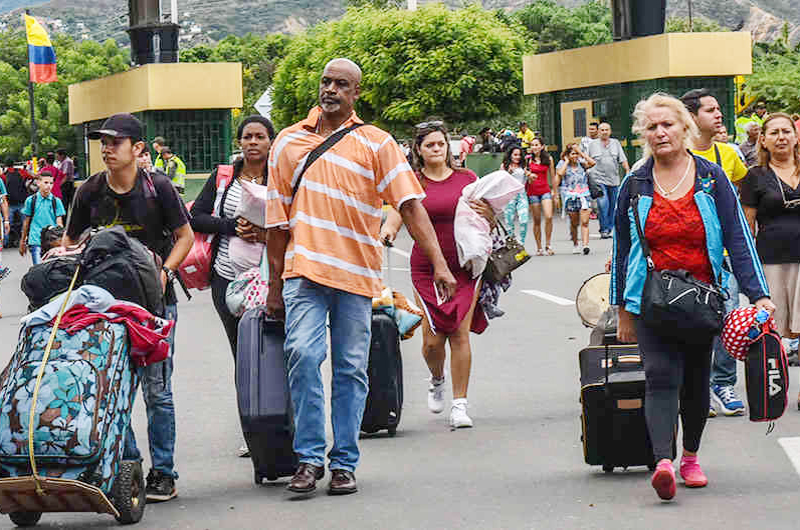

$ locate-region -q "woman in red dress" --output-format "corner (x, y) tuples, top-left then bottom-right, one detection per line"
(381, 121), (494, 429)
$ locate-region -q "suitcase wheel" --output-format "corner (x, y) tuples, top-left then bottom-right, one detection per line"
(112, 460), (146, 524)
(9, 511), (42, 527)
(602, 465), (614, 473)
(648, 463), (656, 471)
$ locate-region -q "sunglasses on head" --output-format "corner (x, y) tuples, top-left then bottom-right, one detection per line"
(416, 121), (444, 129)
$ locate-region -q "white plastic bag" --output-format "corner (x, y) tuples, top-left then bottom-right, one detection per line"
(455, 170), (523, 278)
(228, 237), (264, 277)
(233, 179), (269, 228)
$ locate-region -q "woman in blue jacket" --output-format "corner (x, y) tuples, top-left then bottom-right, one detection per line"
(611, 93), (774, 501)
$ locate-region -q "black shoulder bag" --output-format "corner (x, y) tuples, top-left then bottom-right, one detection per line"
(631, 183), (728, 345)
(292, 123), (365, 197)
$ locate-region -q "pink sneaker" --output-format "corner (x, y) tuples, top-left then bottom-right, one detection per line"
(680, 456), (708, 488)
(651, 459), (676, 500)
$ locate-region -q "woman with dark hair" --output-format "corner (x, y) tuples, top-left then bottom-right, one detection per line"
(740, 112), (800, 408)
(190, 115), (275, 356)
(500, 145), (530, 246)
(381, 121), (494, 429)
(526, 137), (556, 255)
(555, 143), (595, 254)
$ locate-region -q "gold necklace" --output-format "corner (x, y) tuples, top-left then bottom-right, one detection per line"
(239, 173), (263, 184)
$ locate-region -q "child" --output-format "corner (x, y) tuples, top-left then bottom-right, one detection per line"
(20, 171), (65, 265)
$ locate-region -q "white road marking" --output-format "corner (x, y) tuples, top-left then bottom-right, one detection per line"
(778, 437), (800, 478)
(521, 290), (575, 306)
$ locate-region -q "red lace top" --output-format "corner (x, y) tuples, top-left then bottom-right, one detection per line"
(645, 189), (713, 284)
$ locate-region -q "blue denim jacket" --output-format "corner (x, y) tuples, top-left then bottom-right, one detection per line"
(610, 154), (769, 314)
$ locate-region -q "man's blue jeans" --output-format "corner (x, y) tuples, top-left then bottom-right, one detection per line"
(283, 278), (371, 472)
(30, 245), (41, 265)
(123, 303), (178, 478)
(596, 184), (619, 234)
(711, 268), (740, 387)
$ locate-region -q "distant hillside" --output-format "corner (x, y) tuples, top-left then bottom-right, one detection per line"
(1, 0), (797, 46)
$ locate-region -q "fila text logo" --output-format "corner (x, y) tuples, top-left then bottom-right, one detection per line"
(768, 358), (783, 397)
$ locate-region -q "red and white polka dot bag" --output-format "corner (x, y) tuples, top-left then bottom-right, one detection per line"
(721, 306), (771, 361)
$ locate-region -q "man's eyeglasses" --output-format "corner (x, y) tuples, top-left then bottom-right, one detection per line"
(416, 120), (444, 129)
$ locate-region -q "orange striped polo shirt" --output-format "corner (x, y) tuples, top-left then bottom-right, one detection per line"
(266, 107), (424, 298)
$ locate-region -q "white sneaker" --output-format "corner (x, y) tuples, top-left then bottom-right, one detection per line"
(427, 377), (446, 414)
(572, 245), (581, 254)
(449, 399), (473, 428)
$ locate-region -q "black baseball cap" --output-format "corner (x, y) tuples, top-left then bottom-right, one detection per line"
(755, 101), (767, 109)
(88, 113), (143, 141)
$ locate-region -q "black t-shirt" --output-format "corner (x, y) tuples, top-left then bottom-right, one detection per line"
(4, 169), (29, 205)
(739, 165), (800, 264)
(66, 168), (189, 304)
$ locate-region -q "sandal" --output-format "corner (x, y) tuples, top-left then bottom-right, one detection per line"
(546, 246), (555, 256)
(535, 248), (545, 256)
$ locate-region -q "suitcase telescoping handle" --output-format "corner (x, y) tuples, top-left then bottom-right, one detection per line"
(383, 239), (393, 291)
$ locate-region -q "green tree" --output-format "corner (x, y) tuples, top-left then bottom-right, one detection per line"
(271, 4), (531, 136)
(665, 16), (726, 33)
(0, 30), (129, 159)
(514, 0), (612, 53)
(748, 44), (800, 114)
(180, 33), (291, 128)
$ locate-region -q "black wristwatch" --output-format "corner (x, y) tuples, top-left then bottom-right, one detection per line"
(163, 266), (177, 283)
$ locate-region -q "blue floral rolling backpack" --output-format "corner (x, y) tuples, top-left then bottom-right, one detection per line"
(0, 321), (144, 525)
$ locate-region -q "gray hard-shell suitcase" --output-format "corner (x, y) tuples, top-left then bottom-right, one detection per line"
(236, 307), (298, 483)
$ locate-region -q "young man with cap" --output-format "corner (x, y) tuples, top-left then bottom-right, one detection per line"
(64, 113), (193, 502)
(680, 88), (749, 418)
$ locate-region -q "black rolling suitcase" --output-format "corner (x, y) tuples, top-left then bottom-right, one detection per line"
(361, 311), (404, 436)
(579, 311), (675, 473)
(236, 306), (298, 483)
(360, 244), (404, 436)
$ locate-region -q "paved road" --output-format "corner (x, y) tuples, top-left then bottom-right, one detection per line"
(0, 217), (798, 529)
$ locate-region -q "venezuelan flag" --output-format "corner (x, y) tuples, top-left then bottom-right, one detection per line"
(25, 14), (57, 84)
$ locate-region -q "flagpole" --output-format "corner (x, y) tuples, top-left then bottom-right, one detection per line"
(25, 9), (37, 155)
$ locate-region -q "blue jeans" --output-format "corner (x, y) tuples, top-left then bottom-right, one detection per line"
(30, 245), (41, 265)
(711, 268), (740, 387)
(595, 184), (619, 234)
(283, 277), (371, 472)
(123, 303), (178, 478)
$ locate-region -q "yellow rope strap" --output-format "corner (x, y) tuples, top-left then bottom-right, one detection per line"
(27, 265), (81, 496)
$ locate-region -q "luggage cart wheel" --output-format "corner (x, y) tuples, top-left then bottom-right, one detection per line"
(9, 511), (42, 527)
(387, 426), (397, 437)
(112, 460), (146, 524)
(602, 465), (614, 473)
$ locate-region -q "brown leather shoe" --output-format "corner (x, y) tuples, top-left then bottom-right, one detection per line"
(287, 463), (324, 493)
(328, 469), (357, 495)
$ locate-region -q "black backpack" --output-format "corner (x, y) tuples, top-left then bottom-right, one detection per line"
(80, 226), (165, 316)
(20, 255), (80, 312)
(30, 192), (58, 221)
(4, 169), (30, 205)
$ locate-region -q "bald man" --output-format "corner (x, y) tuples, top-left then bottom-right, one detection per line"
(266, 58), (455, 496)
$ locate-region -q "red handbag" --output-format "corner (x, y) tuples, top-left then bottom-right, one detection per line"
(179, 165), (234, 290)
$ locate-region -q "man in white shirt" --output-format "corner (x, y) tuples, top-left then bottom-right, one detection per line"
(586, 123), (629, 238)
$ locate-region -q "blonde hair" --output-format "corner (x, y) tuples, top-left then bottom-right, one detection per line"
(631, 92), (699, 160)
(757, 112), (800, 173)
